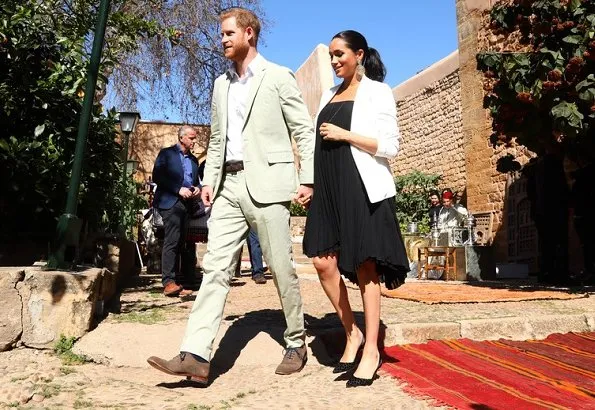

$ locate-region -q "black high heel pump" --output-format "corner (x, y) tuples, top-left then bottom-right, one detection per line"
(346, 356), (382, 387)
(332, 335), (365, 374)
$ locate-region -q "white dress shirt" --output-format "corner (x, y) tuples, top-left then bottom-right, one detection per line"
(225, 54), (265, 162)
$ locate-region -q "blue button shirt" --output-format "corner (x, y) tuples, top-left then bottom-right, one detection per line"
(176, 144), (193, 188)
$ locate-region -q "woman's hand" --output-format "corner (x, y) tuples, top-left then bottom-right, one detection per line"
(319, 122), (349, 142)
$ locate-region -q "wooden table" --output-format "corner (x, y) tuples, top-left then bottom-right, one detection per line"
(417, 246), (458, 281)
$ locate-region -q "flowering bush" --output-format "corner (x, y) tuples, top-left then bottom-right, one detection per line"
(477, 0), (595, 170)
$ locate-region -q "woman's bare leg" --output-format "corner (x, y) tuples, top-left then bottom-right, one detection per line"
(353, 259), (381, 378)
(313, 254), (364, 362)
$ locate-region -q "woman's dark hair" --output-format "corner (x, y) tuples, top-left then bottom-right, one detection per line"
(332, 30), (386, 82)
(429, 190), (439, 197)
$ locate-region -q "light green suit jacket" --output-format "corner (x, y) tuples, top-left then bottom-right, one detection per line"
(203, 58), (315, 204)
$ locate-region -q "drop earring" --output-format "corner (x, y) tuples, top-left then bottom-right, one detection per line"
(356, 59), (365, 79)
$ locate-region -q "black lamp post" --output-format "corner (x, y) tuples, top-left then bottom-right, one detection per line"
(47, 0), (112, 270)
(117, 111), (140, 237)
(118, 111), (141, 188)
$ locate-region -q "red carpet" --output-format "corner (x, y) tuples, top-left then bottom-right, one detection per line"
(382, 332), (595, 409)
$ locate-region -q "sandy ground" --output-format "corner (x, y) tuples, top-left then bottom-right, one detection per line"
(1, 267), (593, 409)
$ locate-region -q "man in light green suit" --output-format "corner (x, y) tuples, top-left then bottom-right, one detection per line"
(147, 7), (314, 385)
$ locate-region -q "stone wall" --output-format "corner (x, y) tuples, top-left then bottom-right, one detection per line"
(457, 0), (537, 264)
(390, 52), (465, 192)
(0, 267), (115, 351)
(127, 122), (210, 183)
(294, 44), (335, 120)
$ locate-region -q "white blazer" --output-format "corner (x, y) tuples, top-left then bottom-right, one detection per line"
(315, 76), (400, 203)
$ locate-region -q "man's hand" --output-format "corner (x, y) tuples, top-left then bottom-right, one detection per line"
(191, 186), (201, 197)
(179, 187), (193, 199)
(294, 184), (313, 207)
(201, 185), (214, 207)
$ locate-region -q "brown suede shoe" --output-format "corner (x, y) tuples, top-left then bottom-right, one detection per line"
(147, 353), (209, 385)
(275, 345), (307, 375)
(163, 282), (182, 297)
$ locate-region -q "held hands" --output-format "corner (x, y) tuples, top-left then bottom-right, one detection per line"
(201, 186), (214, 207)
(294, 185), (314, 208)
(179, 186), (201, 199)
(319, 122), (348, 142)
(178, 187), (193, 199)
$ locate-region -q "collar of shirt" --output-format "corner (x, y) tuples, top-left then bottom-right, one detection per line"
(176, 143), (194, 187)
(176, 143), (189, 156)
(224, 54), (265, 162)
(227, 53), (264, 82)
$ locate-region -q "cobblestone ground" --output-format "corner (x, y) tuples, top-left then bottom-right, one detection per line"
(0, 266), (592, 409)
(0, 348), (439, 409)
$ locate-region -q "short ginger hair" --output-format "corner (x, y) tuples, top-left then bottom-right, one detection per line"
(219, 7), (261, 46)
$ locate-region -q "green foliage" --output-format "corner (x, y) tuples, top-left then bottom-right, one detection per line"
(477, 0), (595, 170)
(100, 175), (147, 240)
(54, 334), (77, 355)
(0, 0), (146, 239)
(394, 171), (442, 234)
(289, 202), (308, 216)
(54, 335), (89, 365)
(113, 308), (167, 324)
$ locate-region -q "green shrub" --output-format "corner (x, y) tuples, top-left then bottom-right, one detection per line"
(290, 202), (307, 216)
(54, 335), (89, 365)
(477, 0), (595, 169)
(394, 171), (442, 234)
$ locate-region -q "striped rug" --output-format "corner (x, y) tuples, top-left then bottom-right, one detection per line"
(382, 332), (595, 409)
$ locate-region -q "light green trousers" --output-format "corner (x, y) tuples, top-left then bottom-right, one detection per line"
(180, 171), (305, 360)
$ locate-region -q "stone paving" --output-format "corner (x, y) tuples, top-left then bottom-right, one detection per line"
(0, 266), (593, 409)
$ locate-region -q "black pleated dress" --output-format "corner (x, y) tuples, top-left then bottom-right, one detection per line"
(302, 101), (409, 289)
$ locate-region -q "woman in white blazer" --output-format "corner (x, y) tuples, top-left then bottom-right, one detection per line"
(302, 30), (409, 387)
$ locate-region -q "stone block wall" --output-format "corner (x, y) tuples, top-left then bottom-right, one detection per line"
(294, 44), (335, 120)
(457, 0), (536, 262)
(127, 122), (210, 183)
(390, 52), (465, 192)
(0, 267), (114, 351)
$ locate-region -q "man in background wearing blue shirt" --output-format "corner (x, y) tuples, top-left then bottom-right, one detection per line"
(152, 125), (202, 297)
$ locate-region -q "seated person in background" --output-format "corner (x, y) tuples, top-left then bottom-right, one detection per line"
(437, 190), (467, 232)
(453, 190), (469, 218)
(428, 190), (441, 226)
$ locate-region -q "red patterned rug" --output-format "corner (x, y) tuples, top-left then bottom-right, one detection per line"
(380, 282), (588, 304)
(382, 332), (595, 409)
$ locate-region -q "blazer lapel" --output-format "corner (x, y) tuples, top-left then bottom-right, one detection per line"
(219, 74), (231, 143)
(351, 76), (371, 133)
(314, 85), (341, 124)
(242, 63), (267, 129)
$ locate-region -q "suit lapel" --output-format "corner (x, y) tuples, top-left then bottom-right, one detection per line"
(242, 62), (267, 129)
(314, 85), (341, 125)
(170, 146), (184, 184)
(351, 76), (371, 133)
(216, 74), (231, 166)
(219, 74), (231, 144)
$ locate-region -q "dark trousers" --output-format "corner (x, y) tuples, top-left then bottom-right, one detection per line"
(246, 229), (264, 275)
(160, 200), (196, 286)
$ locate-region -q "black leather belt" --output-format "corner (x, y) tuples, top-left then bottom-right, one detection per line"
(224, 160), (244, 174)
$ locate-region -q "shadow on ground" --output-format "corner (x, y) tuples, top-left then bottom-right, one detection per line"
(153, 308), (391, 388)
